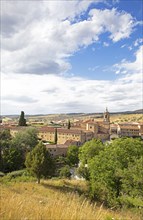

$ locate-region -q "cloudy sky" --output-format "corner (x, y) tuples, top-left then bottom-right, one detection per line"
(1, 0), (143, 115)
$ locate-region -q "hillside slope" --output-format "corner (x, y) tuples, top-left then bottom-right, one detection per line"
(0, 179), (141, 220)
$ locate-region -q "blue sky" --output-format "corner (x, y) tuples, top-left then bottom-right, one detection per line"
(1, 0), (143, 115)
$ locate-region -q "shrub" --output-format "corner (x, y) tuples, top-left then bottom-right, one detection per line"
(59, 165), (71, 178)
(0, 171), (5, 177)
(119, 196), (143, 209)
(7, 169), (28, 178)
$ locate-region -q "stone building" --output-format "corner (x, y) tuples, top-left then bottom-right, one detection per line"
(73, 108), (110, 141)
(38, 127), (93, 145)
(117, 123), (141, 138)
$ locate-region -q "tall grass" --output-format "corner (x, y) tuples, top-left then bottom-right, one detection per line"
(0, 179), (141, 220)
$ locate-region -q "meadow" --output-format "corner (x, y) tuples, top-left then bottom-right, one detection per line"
(0, 178), (142, 220)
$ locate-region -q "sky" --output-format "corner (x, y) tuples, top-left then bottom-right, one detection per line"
(1, 0), (143, 115)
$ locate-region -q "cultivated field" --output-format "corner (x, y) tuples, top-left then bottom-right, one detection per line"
(110, 114), (143, 123)
(0, 179), (142, 220)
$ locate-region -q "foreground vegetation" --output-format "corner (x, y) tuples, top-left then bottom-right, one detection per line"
(0, 129), (143, 219)
(0, 178), (142, 220)
(79, 138), (143, 208)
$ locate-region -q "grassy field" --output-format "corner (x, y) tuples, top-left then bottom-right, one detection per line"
(0, 179), (142, 220)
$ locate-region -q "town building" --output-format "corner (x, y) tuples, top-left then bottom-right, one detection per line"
(45, 144), (68, 157)
(73, 108), (110, 141)
(44, 140), (78, 157)
(110, 122), (143, 140)
(1, 108), (142, 160)
(38, 127), (93, 145)
(117, 123), (141, 138)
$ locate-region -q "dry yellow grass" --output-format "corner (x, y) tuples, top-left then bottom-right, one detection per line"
(0, 179), (141, 220)
(110, 114), (143, 123)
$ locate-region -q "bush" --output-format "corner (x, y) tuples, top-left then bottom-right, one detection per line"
(77, 165), (89, 180)
(0, 170), (36, 183)
(0, 172), (5, 177)
(59, 165), (71, 178)
(119, 196), (143, 209)
(7, 169), (28, 178)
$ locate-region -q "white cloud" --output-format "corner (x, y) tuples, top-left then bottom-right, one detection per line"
(121, 44), (126, 48)
(89, 8), (135, 42)
(134, 38), (143, 47)
(88, 66), (100, 71)
(1, 45), (142, 114)
(1, 2), (137, 75)
(103, 42), (109, 47)
(1, 1), (142, 114)
(114, 45), (143, 74)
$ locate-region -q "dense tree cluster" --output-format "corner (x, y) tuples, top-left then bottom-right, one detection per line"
(79, 138), (143, 208)
(0, 128), (38, 172)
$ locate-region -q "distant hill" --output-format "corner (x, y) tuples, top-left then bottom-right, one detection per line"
(111, 109), (143, 115)
(1, 109), (142, 118)
(133, 109), (143, 114)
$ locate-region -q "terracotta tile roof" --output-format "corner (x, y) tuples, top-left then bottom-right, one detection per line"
(38, 127), (55, 132)
(45, 144), (68, 149)
(97, 131), (108, 134)
(86, 122), (98, 125)
(119, 125), (139, 130)
(110, 124), (118, 127)
(64, 140), (78, 145)
(38, 127), (85, 134)
(118, 122), (139, 125)
(84, 130), (94, 134)
(0, 125), (11, 130)
(9, 126), (28, 131)
(58, 128), (84, 134)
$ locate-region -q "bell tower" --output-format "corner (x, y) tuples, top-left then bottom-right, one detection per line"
(103, 107), (110, 123)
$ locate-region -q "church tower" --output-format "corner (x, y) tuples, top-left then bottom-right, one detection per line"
(103, 107), (110, 123)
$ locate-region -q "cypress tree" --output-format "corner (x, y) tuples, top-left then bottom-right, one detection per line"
(18, 111), (27, 126)
(54, 128), (58, 144)
(67, 120), (71, 129)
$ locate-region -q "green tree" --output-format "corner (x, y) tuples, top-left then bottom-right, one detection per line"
(0, 129), (12, 171)
(77, 164), (89, 180)
(120, 157), (143, 207)
(67, 145), (79, 166)
(18, 111), (27, 126)
(0, 129), (11, 140)
(60, 165), (71, 178)
(79, 139), (104, 165)
(2, 146), (24, 173)
(12, 127), (38, 151)
(67, 120), (71, 129)
(78, 139), (104, 180)
(25, 142), (55, 183)
(54, 128), (58, 144)
(88, 138), (143, 207)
